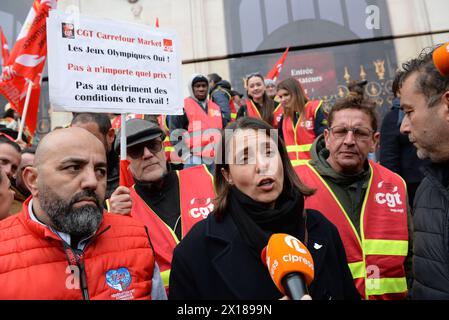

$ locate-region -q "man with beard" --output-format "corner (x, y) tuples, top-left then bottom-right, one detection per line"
(294, 96), (411, 300)
(397, 46), (449, 299)
(0, 127), (166, 300)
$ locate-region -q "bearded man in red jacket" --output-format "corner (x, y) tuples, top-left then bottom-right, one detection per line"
(0, 127), (166, 300)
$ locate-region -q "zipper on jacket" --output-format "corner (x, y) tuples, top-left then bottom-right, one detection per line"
(77, 257), (90, 300)
(74, 225), (111, 300)
(57, 225), (111, 300)
(63, 245), (90, 300)
(60, 226), (111, 300)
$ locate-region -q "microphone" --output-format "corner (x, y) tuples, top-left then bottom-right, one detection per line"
(261, 233), (314, 300)
(433, 42), (449, 76)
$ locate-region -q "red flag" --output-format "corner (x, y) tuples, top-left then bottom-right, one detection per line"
(119, 159), (135, 187)
(0, 26), (10, 68)
(111, 113), (145, 130)
(0, 0), (57, 136)
(155, 17), (160, 28)
(265, 47), (289, 82)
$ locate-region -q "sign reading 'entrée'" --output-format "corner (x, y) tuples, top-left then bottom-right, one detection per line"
(47, 10), (183, 115)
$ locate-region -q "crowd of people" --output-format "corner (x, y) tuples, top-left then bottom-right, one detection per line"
(0, 44), (448, 300)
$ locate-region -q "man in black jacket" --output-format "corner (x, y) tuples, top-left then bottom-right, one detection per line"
(380, 90), (429, 207)
(208, 73), (232, 126)
(397, 46), (449, 299)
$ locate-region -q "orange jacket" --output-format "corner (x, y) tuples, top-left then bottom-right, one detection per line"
(0, 198), (156, 300)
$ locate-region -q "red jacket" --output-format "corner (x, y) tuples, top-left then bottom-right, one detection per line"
(0, 198), (156, 300)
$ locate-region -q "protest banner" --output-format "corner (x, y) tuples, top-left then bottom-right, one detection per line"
(47, 10), (183, 115)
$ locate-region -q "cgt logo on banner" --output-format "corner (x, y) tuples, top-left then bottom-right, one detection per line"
(62, 23), (75, 39)
(163, 38), (173, 52)
(374, 181), (404, 213)
(189, 197), (214, 219)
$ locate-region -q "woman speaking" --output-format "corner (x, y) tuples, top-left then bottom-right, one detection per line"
(169, 117), (359, 300)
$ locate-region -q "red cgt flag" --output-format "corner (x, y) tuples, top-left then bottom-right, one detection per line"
(0, 0), (57, 136)
(265, 47), (289, 82)
(0, 26), (10, 68)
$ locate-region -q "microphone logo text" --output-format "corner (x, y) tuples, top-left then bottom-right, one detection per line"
(284, 235), (308, 254)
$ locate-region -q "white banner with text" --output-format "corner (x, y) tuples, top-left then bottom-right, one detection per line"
(47, 10), (183, 115)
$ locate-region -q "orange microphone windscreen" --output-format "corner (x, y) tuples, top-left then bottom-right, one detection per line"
(433, 42), (449, 76)
(264, 233), (314, 295)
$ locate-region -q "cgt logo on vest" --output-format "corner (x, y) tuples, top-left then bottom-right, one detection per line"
(189, 198), (214, 219)
(276, 114), (282, 124)
(210, 110), (222, 118)
(374, 181), (404, 213)
(300, 119), (313, 130)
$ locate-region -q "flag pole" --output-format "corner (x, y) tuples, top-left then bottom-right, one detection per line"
(17, 79), (33, 142)
(119, 113), (129, 187)
(120, 113), (127, 161)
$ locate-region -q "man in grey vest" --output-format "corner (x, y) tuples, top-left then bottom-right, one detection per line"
(397, 45), (449, 299)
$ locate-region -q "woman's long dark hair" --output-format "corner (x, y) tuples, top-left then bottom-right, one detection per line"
(246, 73), (275, 125)
(213, 117), (315, 220)
(277, 77), (309, 119)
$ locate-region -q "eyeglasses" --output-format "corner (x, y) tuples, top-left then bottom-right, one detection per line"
(127, 139), (163, 159)
(329, 126), (375, 140)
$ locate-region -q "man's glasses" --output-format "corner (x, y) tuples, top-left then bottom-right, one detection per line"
(329, 126), (374, 141)
(127, 139), (163, 159)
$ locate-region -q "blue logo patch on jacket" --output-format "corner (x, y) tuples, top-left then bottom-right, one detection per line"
(106, 267), (132, 292)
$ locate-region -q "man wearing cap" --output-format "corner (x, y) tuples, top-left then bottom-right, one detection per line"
(168, 74), (223, 171)
(109, 118), (215, 291)
(396, 46), (449, 299)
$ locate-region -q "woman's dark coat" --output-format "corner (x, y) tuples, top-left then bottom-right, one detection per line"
(169, 209), (360, 300)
